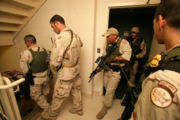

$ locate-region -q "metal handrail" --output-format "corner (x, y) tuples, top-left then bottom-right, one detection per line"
(0, 77), (25, 90)
(0, 75), (25, 120)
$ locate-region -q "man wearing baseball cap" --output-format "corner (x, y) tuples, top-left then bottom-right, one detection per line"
(96, 27), (132, 119)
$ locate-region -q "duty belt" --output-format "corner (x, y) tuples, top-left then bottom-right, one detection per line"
(108, 64), (121, 72)
(62, 63), (78, 68)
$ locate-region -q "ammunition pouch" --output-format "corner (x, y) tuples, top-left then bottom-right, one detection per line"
(25, 70), (34, 85)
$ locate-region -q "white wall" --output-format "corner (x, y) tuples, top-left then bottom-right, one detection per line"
(0, 0), (162, 96)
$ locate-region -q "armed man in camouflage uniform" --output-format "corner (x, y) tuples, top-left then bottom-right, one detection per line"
(127, 26), (147, 85)
(96, 27), (132, 119)
(131, 0), (180, 120)
(41, 14), (83, 120)
(19, 34), (50, 112)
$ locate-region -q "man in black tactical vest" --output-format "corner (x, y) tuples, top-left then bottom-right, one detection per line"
(19, 34), (50, 112)
(131, 0), (180, 119)
(118, 27), (147, 120)
(127, 26), (147, 85)
(96, 27), (132, 119)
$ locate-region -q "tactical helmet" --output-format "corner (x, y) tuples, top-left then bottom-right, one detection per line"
(131, 27), (140, 33)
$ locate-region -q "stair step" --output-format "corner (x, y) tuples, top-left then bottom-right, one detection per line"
(0, 24), (19, 32)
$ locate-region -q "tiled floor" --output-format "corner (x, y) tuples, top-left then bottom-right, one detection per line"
(28, 96), (124, 120)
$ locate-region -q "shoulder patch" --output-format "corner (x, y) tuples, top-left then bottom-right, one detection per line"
(151, 80), (177, 108)
(151, 86), (173, 108)
(159, 80), (177, 94)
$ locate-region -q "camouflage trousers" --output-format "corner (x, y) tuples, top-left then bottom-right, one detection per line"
(129, 60), (139, 83)
(48, 74), (82, 116)
(30, 75), (50, 110)
(103, 70), (121, 108)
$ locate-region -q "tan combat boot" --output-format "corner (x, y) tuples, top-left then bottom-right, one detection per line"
(96, 106), (108, 119)
(69, 107), (83, 116)
(41, 111), (57, 120)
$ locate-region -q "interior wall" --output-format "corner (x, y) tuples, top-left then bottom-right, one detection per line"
(148, 36), (165, 60)
(0, 0), (95, 96)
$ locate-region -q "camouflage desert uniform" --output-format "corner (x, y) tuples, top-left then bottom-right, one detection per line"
(48, 27), (83, 116)
(20, 45), (50, 110)
(131, 70), (180, 120)
(131, 46), (180, 120)
(103, 38), (131, 108)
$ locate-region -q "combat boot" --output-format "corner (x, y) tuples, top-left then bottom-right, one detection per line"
(96, 106), (108, 119)
(41, 111), (57, 120)
(69, 107), (83, 116)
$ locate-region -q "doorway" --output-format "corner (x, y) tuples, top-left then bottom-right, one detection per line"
(108, 6), (157, 98)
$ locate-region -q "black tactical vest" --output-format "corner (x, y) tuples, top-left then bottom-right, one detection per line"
(105, 38), (122, 64)
(127, 36), (144, 55)
(29, 47), (48, 73)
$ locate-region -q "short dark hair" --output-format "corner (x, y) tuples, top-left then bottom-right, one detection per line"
(155, 0), (180, 28)
(24, 34), (36, 44)
(50, 14), (65, 25)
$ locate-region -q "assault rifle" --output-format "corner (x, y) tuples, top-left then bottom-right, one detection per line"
(120, 75), (142, 120)
(89, 42), (117, 82)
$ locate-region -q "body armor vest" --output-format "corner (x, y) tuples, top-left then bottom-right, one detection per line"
(127, 36), (143, 55)
(105, 38), (122, 64)
(29, 47), (48, 73)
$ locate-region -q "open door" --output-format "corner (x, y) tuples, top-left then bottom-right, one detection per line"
(108, 6), (157, 98)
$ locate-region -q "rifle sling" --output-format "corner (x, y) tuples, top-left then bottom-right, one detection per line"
(57, 29), (73, 71)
